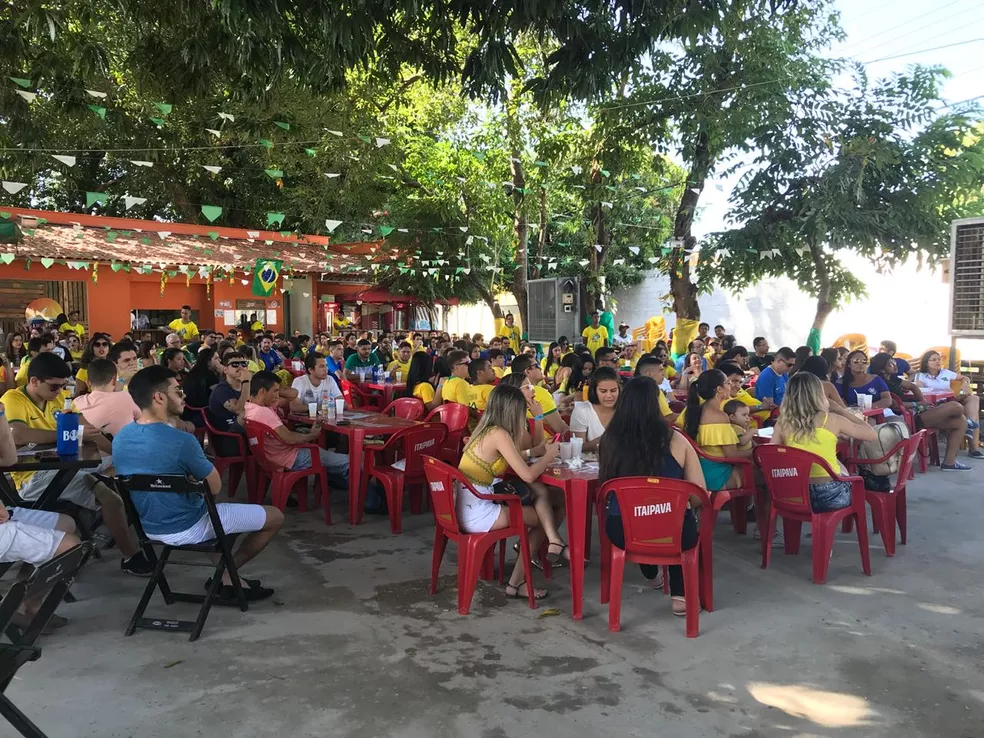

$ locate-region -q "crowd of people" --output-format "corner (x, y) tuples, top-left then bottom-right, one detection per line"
(0, 305), (980, 625)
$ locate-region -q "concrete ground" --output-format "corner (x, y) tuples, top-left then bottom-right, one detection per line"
(8, 464), (984, 738)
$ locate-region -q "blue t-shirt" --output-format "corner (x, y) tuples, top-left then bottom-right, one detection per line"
(755, 366), (788, 405)
(326, 356), (344, 378)
(258, 349), (282, 371)
(844, 376), (890, 407)
(113, 422), (214, 535)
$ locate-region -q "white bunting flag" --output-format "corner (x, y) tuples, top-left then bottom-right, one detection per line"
(217, 112), (235, 122)
(129, 160), (153, 167)
(325, 129), (343, 137)
(52, 155), (76, 167)
(594, 244), (603, 252)
(459, 227), (468, 233)
(628, 246), (640, 255)
(613, 259), (625, 266)
(795, 247), (809, 257)
(202, 165), (222, 174)
(397, 228), (409, 233)
(123, 196), (146, 210)
(157, 231), (171, 240)
(245, 231), (259, 239)
(325, 220), (342, 232)
(324, 172), (341, 179)
(387, 164), (399, 172)
(375, 137), (390, 148)
(1, 181), (28, 194)
(15, 90), (37, 103)
(648, 256), (658, 264)
(85, 89), (107, 99)
(601, 201), (613, 209)
(571, 165), (582, 174)
(578, 259), (589, 267)
(205, 128), (221, 138)
(716, 248), (731, 258)
(462, 268), (471, 275)
(466, 236), (474, 245)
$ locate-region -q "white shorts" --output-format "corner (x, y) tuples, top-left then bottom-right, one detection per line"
(18, 457), (115, 510)
(455, 478), (503, 534)
(0, 509), (65, 565)
(148, 503), (268, 546)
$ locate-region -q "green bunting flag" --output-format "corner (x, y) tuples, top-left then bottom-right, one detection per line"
(85, 192), (107, 207)
(264, 169), (284, 179)
(150, 117), (165, 126)
(10, 77), (31, 88)
(252, 258), (282, 297)
(379, 226), (395, 237)
(266, 212), (285, 227)
(259, 139), (273, 149)
(153, 102), (172, 115)
(88, 105), (107, 119)
(274, 121), (290, 130)
(304, 148), (316, 157)
(201, 204), (223, 222)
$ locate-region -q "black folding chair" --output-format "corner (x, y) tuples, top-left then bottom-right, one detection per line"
(116, 475), (248, 642)
(0, 542), (93, 738)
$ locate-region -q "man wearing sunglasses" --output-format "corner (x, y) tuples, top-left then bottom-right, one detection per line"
(208, 352), (252, 457)
(1, 353), (154, 576)
(440, 350), (473, 407)
(754, 346), (795, 408)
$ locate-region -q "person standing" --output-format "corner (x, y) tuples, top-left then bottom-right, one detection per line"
(168, 305), (199, 342)
(59, 310), (86, 341)
(581, 312), (609, 357)
(496, 313), (522, 356)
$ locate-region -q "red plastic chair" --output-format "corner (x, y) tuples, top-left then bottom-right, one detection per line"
(183, 404), (208, 447)
(847, 430), (923, 556)
(424, 403), (469, 463)
(753, 445), (871, 583)
(598, 477), (711, 636)
(381, 397), (425, 420)
(891, 393), (939, 473)
(340, 379), (382, 411)
(202, 411), (256, 500)
(245, 420), (331, 524)
(360, 425), (447, 533)
(422, 456), (537, 614)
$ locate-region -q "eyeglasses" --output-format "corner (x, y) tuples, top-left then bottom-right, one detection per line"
(93, 342), (110, 348)
(454, 361), (469, 367)
(851, 359), (869, 365)
(227, 361), (248, 368)
(44, 381), (68, 392)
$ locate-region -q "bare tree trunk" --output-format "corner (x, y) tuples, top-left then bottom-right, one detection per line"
(669, 130), (711, 322)
(506, 93), (528, 331)
(809, 238), (833, 331)
(532, 186), (547, 280)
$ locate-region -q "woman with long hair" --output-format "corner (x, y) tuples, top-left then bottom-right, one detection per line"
(570, 367), (620, 452)
(540, 342), (563, 387)
(75, 333), (112, 394)
(772, 373), (876, 509)
(137, 340), (158, 368)
(871, 353), (975, 468)
(800, 356), (845, 408)
(458, 384), (567, 600)
(552, 352), (584, 399)
(789, 345), (813, 376)
(403, 351), (443, 411)
(841, 350), (891, 409)
(914, 350), (981, 460)
(182, 347), (221, 421)
(675, 352), (704, 390)
(820, 347), (844, 385)
(600, 376), (707, 615)
(718, 345), (748, 370)
(684, 369), (751, 491)
(4, 332), (26, 369)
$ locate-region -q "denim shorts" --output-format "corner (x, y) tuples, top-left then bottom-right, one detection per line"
(809, 480), (852, 513)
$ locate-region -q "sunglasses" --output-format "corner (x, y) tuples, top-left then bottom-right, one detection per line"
(93, 342), (110, 348)
(44, 381), (68, 392)
(227, 361), (248, 368)
(851, 358), (869, 365)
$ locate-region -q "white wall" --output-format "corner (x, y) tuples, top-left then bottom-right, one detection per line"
(284, 275), (314, 336)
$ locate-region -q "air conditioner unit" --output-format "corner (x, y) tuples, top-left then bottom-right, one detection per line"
(527, 277), (580, 344)
(949, 218), (984, 337)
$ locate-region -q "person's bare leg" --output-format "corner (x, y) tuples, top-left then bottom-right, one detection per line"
(91, 482), (139, 558)
(506, 507), (546, 598)
(53, 514), (76, 534)
(221, 506), (284, 585)
(531, 484), (569, 560)
(943, 425), (965, 465)
(922, 405), (967, 465)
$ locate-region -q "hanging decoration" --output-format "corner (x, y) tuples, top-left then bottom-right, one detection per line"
(160, 271), (167, 296)
(92, 261), (98, 284)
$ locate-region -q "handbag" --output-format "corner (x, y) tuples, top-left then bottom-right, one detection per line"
(492, 479), (535, 505)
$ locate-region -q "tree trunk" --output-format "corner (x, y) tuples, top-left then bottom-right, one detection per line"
(467, 273), (503, 320)
(506, 92), (529, 331)
(809, 239), (833, 332)
(669, 130), (712, 322)
(531, 185), (547, 280)
(586, 159), (610, 313)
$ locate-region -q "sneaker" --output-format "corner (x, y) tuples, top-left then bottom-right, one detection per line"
(771, 528), (785, 548)
(967, 418), (980, 431)
(968, 449), (984, 459)
(120, 551), (155, 577)
(205, 577), (274, 602)
(941, 461), (972, 471)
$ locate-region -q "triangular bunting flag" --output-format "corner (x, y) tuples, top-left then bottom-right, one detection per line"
(304, 148), (316, 156)
(10, 77), (32, 88)
(205, 128), (221, 138)
(202, 165), (222, 174)
(87, 105), (106, 119)
(379, 226), (395, 237)
(150, 117), (165, 126)
(15, 90), (37, 103)
(258, 139), (273, 148)
(357, 135), (371, 144)
(153, 102), (172, 115)
(158, 231), (171, 240)
(123, 196), (146, 210)
(325, 129), (343, 137)
(628, 246), (640, 255)
(266, 213), (285, 227)
(375, 137), (390, 147)
(1, 181), (27, 195)
(324, 219), (342, 233)
(200, 205), (223, 222)
(324, 172), (341, 179)
(264, 169), (284, 179)
(85, 191), (107, 207)
(85, 89), (107, 99)
(217, 112), (235, 122)
(129, 160), (153, 167)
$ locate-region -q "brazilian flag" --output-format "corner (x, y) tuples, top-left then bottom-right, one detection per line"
(252, 258), (282, 296)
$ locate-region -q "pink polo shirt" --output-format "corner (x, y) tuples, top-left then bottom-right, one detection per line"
(244, 402), (298, 470)
(72, 390), (141, 437)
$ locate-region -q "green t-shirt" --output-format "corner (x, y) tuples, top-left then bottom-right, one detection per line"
(344, 353), (381, 371)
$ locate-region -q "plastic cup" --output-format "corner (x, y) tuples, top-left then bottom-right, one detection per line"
(307, 402), (317, 418)
(77, 425), (85, 449)
(570, 437), (583, 459)
(560, 442), (572, 462)
(395, 372), (402, 383)
(335, 398), (345, 418)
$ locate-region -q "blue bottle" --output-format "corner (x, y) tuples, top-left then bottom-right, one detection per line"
(56, 399), (80, 457)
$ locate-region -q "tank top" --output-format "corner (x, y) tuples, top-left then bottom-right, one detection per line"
(782, 414), (842, 479)
(458, 435), (509, 487)
(605, 450), (685, 516)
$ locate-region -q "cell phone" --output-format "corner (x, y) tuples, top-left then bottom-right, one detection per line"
(552, 433), (563, 443)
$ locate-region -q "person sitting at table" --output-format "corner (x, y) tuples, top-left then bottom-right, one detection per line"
(771, 372), (879, 509)
(718, 345), (749, 370)
(684, 369), (751, 491)
(705, 338), (725, 368)
(789, 345), (813, 376)
(404, 352), (444, 411)
(871, 353), (978, 467)
(914, 350), (981, 454)
(245, 372), (350, 491)
(58, 310), (86, 341)
(675, 351), (704, 391)
(1, 353), (153, 576)
(440, 350), (473, 407)
(162, 347), (190, 379)
(600, 376), (706, 614)
(181, 347), (221, 426)
(841, 350), (892, 409)
(115, 366), (281, 601)
(716, 361), (770, 425)
(14, 335), (55, 387)
(372, 335), (394, 367)
(799, 356), (846, 409)
(508, 354), (570, 433)
(878, 340), (911, 377)
(257, 336), (283, 373)
(208, 351), (252, 455)
(618, 342), (641, 372)
(754, 346), (794, 408)
(342, 333), (358, 360)
(457, 384), (567, 601)
(137, 340), (158, 368)
(674, 339), (707, 373)
(747, 336), (772, 375)
(0, 399), (82, 632)
(467, 358), (497, 430)
(487, 348), (506, 380)
(344, 339), (382, 381)
(387, 341), (413, 380)
(594, 346), (619, 373)
(820, 347), (845, 386)
(72, 333), (112, 395)
(552, 352), (583, 400)
(635, 355), (676, 422)
(72, 359), (141, 437)
(289, 351), (341, 413)
(541, 342), (563, 388)
(570, 367), (620, 452)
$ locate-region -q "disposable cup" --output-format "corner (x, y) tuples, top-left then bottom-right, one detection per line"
(77, 425), (85, 449)
(335, 398), (345, 418)
(395, 372), (402, 383)
(308, 402), (317, 418)
(570, 437), (583, 458)
(560, 442), (572, 462)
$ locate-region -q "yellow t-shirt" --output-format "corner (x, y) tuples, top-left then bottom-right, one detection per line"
(2, 386), (61, 488)
(468, 384), (495, 413)
(388, 359), (411, 378)
(168, 318), (199, 340)
(442, 376), (472, 406)
(70, 350), (83, 361)
(658, 391), (673, 417)
(540, 357), (561, 380)
(14, 358), (31, 387)
(75, 366), (88, 385)
(413, 382), (435, 404)
(581, 325), (609, 355)
(527, 385), (557, 420)
(491, 365), (504, 379)
(250, 321), (264, 332)
(247, 359), (262, 374)
(494, 318), (522, 355)
(665, 365), (677, 380)
(59, 322), (85, 337)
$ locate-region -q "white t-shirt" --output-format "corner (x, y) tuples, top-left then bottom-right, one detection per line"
(569, 401), (607, 441)
(612, 333), (631, 346)
(291, 374), (341, 405)
(914, 369), (957, 392)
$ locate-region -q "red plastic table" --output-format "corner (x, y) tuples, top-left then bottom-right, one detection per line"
(537, 462), (599, 621)
(861, 407), (886, 423)
(364, 382), (407, 407)
(288, 411), (421, 523)
(918, 390), (955, 404)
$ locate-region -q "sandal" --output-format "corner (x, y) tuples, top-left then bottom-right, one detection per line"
(505, 581), (548, 600)
(546, 541), (570, 566)
(671, 596), (687, 616)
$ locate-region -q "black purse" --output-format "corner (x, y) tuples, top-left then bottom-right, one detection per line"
(492, 480), (535, 506)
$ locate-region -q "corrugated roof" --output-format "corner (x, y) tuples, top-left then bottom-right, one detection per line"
(1, 208), (383, 274)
